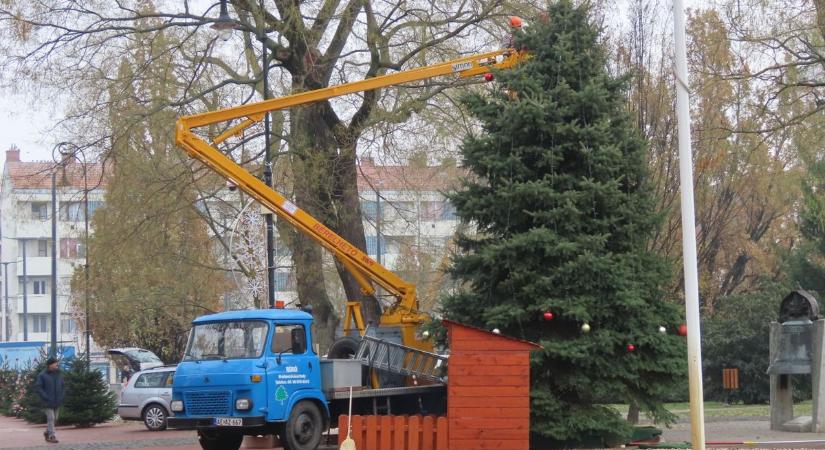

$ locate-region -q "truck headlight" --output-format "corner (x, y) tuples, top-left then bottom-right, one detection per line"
(235, 398), (252, 411)
(171, 400), (184, 412)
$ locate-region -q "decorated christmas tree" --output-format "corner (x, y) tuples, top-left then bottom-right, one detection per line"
(442, 1), (686, 445)
(61, 358), (116, 427)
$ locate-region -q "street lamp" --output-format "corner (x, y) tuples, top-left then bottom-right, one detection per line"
(56, 143), (91, 361)
(213, 0), (276, 308)
(211, 0), (236, 41)
(50, 170), (57, 357)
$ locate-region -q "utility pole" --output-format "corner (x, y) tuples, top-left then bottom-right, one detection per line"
(375, 188), (382, 265)
(20, 238), (28, 341)
(673, 0), (706, 447)
(1, 262), (9, 341)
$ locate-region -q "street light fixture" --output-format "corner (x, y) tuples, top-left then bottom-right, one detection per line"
(213, 0), (276, 309)
(211, 0), (236, 41)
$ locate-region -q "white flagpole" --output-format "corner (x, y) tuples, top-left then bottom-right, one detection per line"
(672, 0), (706, 449)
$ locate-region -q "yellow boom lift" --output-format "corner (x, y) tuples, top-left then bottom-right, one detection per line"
(175, 47), (528, 353)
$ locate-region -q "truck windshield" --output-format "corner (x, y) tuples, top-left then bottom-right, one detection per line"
(184, 321), (269, 361)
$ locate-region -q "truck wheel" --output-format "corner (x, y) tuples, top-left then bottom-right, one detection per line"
(283, 401), (323, 450)
(197, 430), (242, 450)
(328, 336), (360, 359)
(142, 403), (168, 431)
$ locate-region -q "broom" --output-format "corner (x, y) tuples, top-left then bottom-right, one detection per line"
(340, 386), (356, 450)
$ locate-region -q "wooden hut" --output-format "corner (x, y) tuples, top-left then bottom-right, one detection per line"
(445, 320), (541, 449)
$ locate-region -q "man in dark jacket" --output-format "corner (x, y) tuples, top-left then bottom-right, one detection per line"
(35, 357), (64, 443)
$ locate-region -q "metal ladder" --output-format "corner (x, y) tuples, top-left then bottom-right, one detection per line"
(355, 334), (447, 383)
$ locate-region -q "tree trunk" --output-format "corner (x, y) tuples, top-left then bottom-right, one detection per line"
(290, 102), (382, 329)
(627, 401), (640, 425)
(291, 231), (338, 353)
(330, 140), (381, 326)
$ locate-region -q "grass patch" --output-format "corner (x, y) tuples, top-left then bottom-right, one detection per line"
(609, 400), (812, 421)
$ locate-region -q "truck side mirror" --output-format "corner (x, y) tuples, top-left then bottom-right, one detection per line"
(291, 328), (306, 354)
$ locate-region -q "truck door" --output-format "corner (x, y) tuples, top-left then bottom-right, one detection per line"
(266, 324), (312, 421)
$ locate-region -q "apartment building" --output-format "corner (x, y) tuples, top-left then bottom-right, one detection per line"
(0, 147), (459, 342)
(0, 147), (105, 346)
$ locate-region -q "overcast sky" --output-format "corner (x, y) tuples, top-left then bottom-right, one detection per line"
(0, 0), (708, 171)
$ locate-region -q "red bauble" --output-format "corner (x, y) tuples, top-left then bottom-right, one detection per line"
(484, 73), (495, 82)
(626, 344), (636, 352)
(678, 324), (688, 336)
(542, 311), (554, 321)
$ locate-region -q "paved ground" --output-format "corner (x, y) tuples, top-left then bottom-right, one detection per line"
(0, 415), (199, 450)
(6, 413), (825, 449)
(0, 415), (342, 450)
(659, 416), (825, 448)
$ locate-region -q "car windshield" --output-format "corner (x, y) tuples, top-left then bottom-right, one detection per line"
(184, 321), (269, 361)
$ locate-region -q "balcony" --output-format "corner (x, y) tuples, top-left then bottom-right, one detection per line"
(16, 295), (57, 314)
(14, 220), (52, 239)
(16, 258), (79, 277)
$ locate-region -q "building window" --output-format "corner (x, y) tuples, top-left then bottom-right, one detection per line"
(361, 200), (378, 220)
(365, 235), (387, 256)
(421, 201), (445, 220)
(441, 202), (457, 220)
(61, 314), (76, 334)
(59, 202), (86, 222)
(394, 202), (417, 221)
(31, 202), (49, 221)
(60, 238), (84, 259)
(32, 314), (50, 333)
(88, 201), (103, 217)
(33, 280), (47, 295)
(37, 240), (49, 257)
(274, 272), (288, 291)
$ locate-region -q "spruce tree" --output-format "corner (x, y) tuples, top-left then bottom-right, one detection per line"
(788, 143), (825, 297)
(61, 358), (117, 427)
(442, 1), (686, 445)
(19, 359), (47, 424)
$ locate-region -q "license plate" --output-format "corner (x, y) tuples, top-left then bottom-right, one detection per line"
(214, 417), (243, 426)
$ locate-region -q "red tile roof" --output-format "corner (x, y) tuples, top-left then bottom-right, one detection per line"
(6, 160), (107, 190)
(357, 158), (463, 191)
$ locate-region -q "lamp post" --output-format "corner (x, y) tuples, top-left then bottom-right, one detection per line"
(50, 170), (57, 357)
(213, 0), (276, 308)
(57, 144), (91, 361)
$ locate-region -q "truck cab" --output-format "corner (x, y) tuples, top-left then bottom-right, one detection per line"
(168, 309), (329, 450)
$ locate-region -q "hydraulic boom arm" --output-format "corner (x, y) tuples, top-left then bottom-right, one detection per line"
(175, 48), (527, 329)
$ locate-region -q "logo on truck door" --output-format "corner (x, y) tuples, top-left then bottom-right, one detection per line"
(275, 385), (288, 404)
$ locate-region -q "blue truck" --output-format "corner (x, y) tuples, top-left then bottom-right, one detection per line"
(168, 308), (446, 450)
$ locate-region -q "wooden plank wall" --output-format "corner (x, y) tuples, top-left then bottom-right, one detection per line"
(338, 415), (448, 450)
(448, 324), (532, 450)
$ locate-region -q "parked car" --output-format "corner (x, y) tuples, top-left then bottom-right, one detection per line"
(117, 365), (176, 431)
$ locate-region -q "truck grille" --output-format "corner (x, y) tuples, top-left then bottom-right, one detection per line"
(184, 391), (231, 416)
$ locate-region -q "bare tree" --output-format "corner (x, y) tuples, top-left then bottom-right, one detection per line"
(0, 0), (541, 349)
